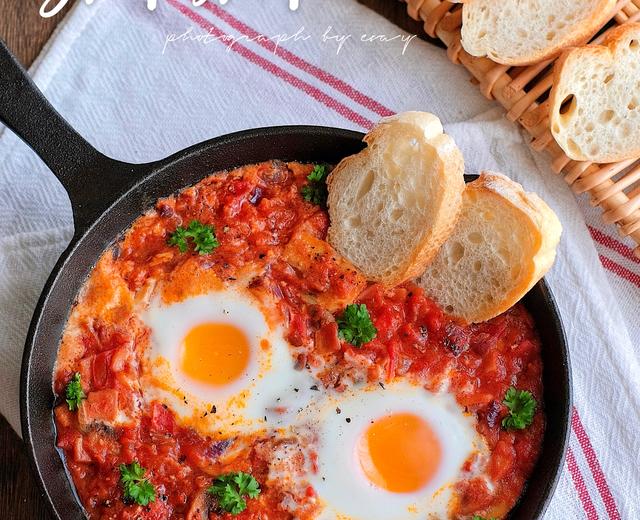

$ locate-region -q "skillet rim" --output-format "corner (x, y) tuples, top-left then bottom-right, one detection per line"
(20, 124), (367, 519)
(19, 125), (571, 520)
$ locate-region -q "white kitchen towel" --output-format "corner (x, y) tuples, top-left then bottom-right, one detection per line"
(0, 1), (638, 518)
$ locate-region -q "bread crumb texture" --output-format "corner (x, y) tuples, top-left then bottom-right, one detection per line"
(327, 112), (465, 286)
(416, 172), (562, 323)
(550, 23), (640, 162)
(461, 0), (615, 65)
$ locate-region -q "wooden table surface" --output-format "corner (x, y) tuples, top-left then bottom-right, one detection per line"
(0, 1), (434, 518)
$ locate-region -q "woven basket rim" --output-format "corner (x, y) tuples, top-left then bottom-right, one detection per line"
(402, 0), (640, 258)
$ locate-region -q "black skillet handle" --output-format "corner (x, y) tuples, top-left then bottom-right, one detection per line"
(0, 39), (146, 236)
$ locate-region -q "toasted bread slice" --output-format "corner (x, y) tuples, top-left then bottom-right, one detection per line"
(415, 172), (562, 323)
(459, 0), (615, 66)
(550, 23), (640, 163)
(327, 112), (465, 286)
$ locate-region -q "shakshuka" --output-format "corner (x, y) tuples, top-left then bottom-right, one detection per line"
(53, 161), (544, 519)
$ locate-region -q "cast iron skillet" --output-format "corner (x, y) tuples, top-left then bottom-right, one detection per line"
(0, 40), (571, 519)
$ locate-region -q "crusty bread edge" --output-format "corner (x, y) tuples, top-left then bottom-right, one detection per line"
(461, 0), (617, 66)
(460, 171), (562, 322)
(396, 133), (465, 285)
(326, 115), (465, 287)
(549, 23), (640, 163)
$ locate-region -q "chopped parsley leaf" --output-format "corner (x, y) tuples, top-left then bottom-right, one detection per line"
(502, 387), (537, 430)
(168, 220), (219, 255)
(472, 516), (497, 520)
(207, 471), (261, 515)
(64, 372), (85, 411)
(119, 461), (156, 506)
(301, 164), (329, 206)
(337, 303), (377, 347)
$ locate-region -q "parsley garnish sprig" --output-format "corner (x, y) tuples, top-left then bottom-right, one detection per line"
(301, 164), (330, 206)
(502, 387), (537, 430)
(119, 461), (156, 506)
(168, 220), (219, 255)
(337, 303), (377, 347)
(207, 471), (261, 515)
(65, 372), (86, 411)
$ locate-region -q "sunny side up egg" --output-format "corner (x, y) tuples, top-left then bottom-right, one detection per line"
(140, 288), (311, 437)
(303, 382), (487, 520)
(138, 284), (487, 519)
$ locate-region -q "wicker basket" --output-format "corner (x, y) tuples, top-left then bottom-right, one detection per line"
(402, 0), (640, 258)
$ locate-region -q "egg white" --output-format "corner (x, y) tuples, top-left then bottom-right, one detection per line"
(301, 381), (486, 520)
(138, 287), (488, 519)
(140, 289), (313, 436)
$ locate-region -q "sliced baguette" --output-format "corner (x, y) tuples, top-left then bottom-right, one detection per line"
(415, 171), (562, 323)
(459, 0), (616, 66)
(327, 112), (465, 286)
(550, 23), (640, 163)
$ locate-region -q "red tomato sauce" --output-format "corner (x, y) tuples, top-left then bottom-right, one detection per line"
(53, 161), (543, 519)
(353, 285), (543, 516)
(55, 402), (290, 520)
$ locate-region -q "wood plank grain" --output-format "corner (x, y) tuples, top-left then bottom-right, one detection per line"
(0, 416), (55, 519)
(356, 0), (444, 47)
(0, 3), (74, 518)
(0, 0), (74, 66)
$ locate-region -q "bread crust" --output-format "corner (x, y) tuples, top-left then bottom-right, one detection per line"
(460, 0), (616, 66)
(549, 23), (640, 163)
(474, 172), (561, 320)
(415, 171), (562, 323)
(326, 112), (465, 287)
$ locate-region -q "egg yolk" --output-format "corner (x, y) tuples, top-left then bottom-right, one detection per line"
(357, 412), (442, 493)
(180, 323), (250, 385)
